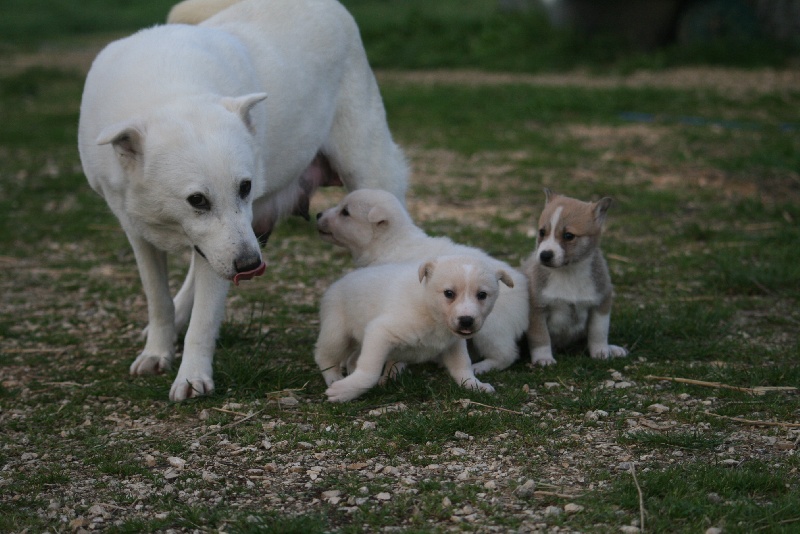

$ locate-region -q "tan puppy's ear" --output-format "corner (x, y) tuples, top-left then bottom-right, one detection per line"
(497, 269), (514, 288)
(593, 197), (613, 225)
(418, 260), (435, 283)
(544, 188), (558, 204)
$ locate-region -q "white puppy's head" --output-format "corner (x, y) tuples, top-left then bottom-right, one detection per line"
(96, 93), (268, 282)
(535, 189), (611, 269)
(418, 255), (514, 338)
(316, 189), (412, 257)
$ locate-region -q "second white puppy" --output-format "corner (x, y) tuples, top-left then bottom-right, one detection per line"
(316, 255), (512, 402)
(316, 189), (528, 374)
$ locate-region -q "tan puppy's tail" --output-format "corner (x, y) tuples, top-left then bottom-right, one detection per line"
(167, 0), (243, 24)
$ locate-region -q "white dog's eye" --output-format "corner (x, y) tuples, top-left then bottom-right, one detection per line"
(187, 193), (210, 211)
(443, 289), (455, 300)
(239, 180), (251, 199)
(476, 291), (488, 301)
(340, 207), (350, 217)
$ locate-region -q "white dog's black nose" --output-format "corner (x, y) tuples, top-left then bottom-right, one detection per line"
(234, 254), (263, 273)
(458, 316), (475, 329)
(539, 250), (554, 264)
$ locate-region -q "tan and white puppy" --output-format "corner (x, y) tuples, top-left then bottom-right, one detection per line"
(79, 0), (408, 401)
(315, 255), (513, 402)
(316, 189), (529, 374)
(523, 189), (627, 366)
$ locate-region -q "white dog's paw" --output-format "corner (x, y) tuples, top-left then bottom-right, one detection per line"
(472, 360), (497, 375)
(321, 369), (345, 387)
(590, 344), (629, 360)
(325, 379), (367, 403)
(130, 351), (173, 375)
(473, 380), (495, 394)
(169, 374), (214, 402)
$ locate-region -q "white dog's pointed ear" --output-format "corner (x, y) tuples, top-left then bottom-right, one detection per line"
(497, 269), (514, 288)
(594, 197), (613, 224)
(418, 260), (435, 283)
(97, 121), (145, 165)
(367, 205), (389, 226)
(221, 92), (268, 133)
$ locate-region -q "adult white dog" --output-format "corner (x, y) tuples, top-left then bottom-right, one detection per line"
(317, 189), (528, 374)
(316, 256), (512, 402)
(78, 0), (408, 401)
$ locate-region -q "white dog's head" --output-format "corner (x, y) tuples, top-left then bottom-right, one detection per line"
(418, 255), (514, 338)
(96, 93), (268, 282)
(316, 189), (413, 260)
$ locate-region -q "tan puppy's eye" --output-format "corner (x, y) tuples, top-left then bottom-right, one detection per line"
(477, 291), (488, 301)
(538, 228), (546, 238)
(443, 289), (455, 300)
(341, 207), (350, 217)
(563, 231), (575, 241)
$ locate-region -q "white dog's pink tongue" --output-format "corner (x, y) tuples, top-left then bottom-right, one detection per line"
(233, 261), (267, 286)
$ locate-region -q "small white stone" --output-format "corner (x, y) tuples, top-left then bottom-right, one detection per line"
(483, 480), (497, 490)
(144, 454), (156, 467)
(201, 471), (219, 482)
(454, 431), (471, 440)
(515, 479), (536, 496)
(648, 403), (670, 413)
(620, 526), (640, 533)
(278, 396), (299, 406)
(564, 503), (584, 514)
(615, 381), (633, 389)
(167, 456), (185, 469)
(544, 382), (560, 389)
(705, 528), (723, 534)
(544, 505), (562, 516)
(375, 492), (391, 501)
(442, 496), (452, 508)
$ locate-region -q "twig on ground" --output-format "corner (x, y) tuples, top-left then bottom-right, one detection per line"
(703, 411), (800, 428)
(211, 407), (250, 417)
(455, 399), (527, 415)
(264, 383), (308, 399)
(534, 490), (583, 499)
(645, 375), (797, 395)
(197, 409), (265, 441)
(630, 462), (646, 533)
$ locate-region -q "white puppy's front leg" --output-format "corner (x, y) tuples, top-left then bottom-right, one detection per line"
(441, 339), (495, 394)
(326, 323), (391, 402)
(128, 236), (176, 375)
(169, 255), (229, 401)
(587, 309), (628, 360)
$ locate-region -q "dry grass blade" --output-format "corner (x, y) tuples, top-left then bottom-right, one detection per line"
(645, 375), (797, 395)
(703, 411), (800, 428)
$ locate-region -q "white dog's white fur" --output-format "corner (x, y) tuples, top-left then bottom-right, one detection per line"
(316, 256), (513, 402)
(317, 189), (529, 374)
(78, 0), (408, 401)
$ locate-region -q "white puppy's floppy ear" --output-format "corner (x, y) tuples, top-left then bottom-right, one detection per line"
(221, 92), (268, 133)
(497, 269), (514, 288)
(367, 205), (389, 226)
(418, 260), (435, 283)
(97, 120), (146, 165)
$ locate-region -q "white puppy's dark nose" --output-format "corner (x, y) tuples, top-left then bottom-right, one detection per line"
(458, 316), (475, 329)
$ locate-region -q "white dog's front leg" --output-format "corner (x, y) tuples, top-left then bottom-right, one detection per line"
(325, 324), (391, 402)
(587, 310), (628, 360)
(169, 256), (229, 401)
(128, 236), (176, 376)
(172, 251), (197, 334)
(441, 339), (495, 394)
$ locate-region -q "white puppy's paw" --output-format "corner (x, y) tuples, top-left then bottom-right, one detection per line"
(590, 344), (629, 360)
(472, 360), (497, 375)
(321, 369), (345, 387)
(169, 374), (214, 402)
(130, 351), (173, 375)
(475, 380), (495, 394)
(325, 379), (367, 403)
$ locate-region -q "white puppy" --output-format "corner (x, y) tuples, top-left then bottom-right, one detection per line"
(316, 189), (528, 374)
(78, 0), (408, 401)
(316, 255), (513, 402)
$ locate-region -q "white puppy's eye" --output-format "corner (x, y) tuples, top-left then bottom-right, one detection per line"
(187, 193), (210, 211)
(239, 180), (251, 199)
(476, 291), (488, 301)
(341, 207), (350, 217)
(443, 289), (455, 300)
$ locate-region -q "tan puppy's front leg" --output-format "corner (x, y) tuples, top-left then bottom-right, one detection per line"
(528, 306), (556, 366)
(587, 299), (628, 360)
(441, 339), (495, 393)
(128, 236), (176, 375)
(326, 322), (391, 402)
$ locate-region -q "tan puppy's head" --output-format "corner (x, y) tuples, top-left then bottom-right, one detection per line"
(418, 255), (514, 338)
(535, 189), (611, 268)
(316, 189), (412, 254)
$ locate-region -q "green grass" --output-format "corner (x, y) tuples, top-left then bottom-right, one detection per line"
(1, 1), (800, 533)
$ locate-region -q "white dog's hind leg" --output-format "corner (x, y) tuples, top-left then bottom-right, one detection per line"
(128, 236), (176, 375)
(441, 339), (495, 394)
(169, 256), (228, 401)
(471, 332), (520, 375)
(325, 323), (390, 402)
